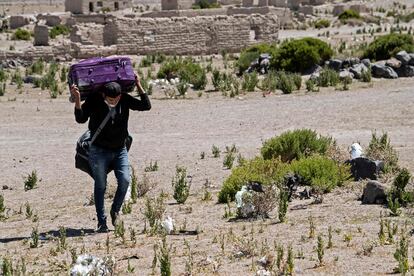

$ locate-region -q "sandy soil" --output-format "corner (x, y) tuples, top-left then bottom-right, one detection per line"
(1, 75), (414, 275)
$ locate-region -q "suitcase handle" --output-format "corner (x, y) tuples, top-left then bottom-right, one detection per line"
(88, 68), (93, 75)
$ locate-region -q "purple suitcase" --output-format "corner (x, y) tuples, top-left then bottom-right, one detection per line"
(68, 56), (136, 101)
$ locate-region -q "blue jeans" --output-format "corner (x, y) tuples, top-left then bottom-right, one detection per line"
(89, 144), (130, 226)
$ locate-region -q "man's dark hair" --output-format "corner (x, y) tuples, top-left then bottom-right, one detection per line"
(103, 82), (121, 98)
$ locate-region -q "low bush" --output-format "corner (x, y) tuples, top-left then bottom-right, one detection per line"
(362, 33), (414, 61)
(0, 68), (7, 82)
(241, 72), (258, 92)
(314, 19), (330, 29)
(338, 9), (361, 21)
(192, 0), (220, 9)
(49, 24), (70, 39)
(172, 166), (190, 204)
(365, 132), (399, 173)
(12, 28), (31, 40)
(157, 58), (206, 90)
(316, 67), (340, 87)
(388, 168), (413, 207)
(258, 70), (278, 92)
(290, 155), (351, 193)
(272, 38), (333, 73)
(236, 43), (277, 74)
(28, 59), (45, 75)
(218, 157), (288, 203)
(261, 129), (333, 162)
(276, 71), (295, 94)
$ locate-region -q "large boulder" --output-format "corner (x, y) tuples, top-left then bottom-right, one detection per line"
(350, 63), (368, 79)
(385, 58), (401, 69)
(345, 157), (384, 181)
(361, 180), (387, 204)
(371, 64), (398, 79)
(361, 58), (371, 67)
(409, 53), (414, 66)
(395, 50), (411, 65)
(339, 69), (354, 79)
(395, 65), (414, 78)
(328, 59), (342, 71)
(342, 57), (360, 68)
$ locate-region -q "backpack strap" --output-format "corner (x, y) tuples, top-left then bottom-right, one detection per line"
(89, 108), (116, 145)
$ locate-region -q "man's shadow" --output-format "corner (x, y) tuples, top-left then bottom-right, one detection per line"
(0, 228), (95, 244)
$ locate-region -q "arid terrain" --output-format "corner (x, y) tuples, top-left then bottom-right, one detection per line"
(1, 0), (414, 275)
(1, 73), (414, 275)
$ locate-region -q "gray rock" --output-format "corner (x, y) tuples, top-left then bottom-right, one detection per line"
(409, 53), (414, 66)
(304, 64), (322, 75)
(343, 57), (360, 68)
(371, 64), (398, 79)
(385, 58), (401, 69)
(339, 69), (354, 79)
(395, 50), (411, 65)
(395, 65), (414, 78)
(350, 63), (368, 79)
(361, 58), (371, 67)
(328, 59), (342, 71)
(362, 180), (387, 204)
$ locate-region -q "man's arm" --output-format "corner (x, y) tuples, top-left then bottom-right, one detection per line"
(70, 84), (90, 123)
(128, 74), (151, 111)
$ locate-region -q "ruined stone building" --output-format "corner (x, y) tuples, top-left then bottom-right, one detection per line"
(161, 0), (218, 10)
(65, 0), (132, 14)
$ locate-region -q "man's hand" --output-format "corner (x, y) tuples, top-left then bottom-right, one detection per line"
(70, 84), (81, 109)
(134, 73), (146, 95)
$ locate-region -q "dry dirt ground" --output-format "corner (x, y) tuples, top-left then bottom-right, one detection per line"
(1, 74), (414, 275)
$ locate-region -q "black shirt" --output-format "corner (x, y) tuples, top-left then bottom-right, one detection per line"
(75, 93), (151, 149)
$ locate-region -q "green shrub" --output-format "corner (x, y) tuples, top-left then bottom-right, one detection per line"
(0, 83), (5, 96)
(192, 0), (220, 9)
(365, 132), (399, 173)
(398, 12), (414, 23)
(305, 78), (318, 92)
(29, 59), (45, 75)
(292, 73), (302, 90)
(338, 9), (361, 21)
(172, 166), (190, 204)
(157, 58), (206, 90)
(314, 19), (330, 29)
(24, 170), (38, 191)
(236, 43), (277, 74)
(261, 129), (333, 162)
(272, 38), (333, 73)
(362, 33), (414, 61)
(49, 24), (70, 39)
(276, 71), (295, 94)
(290, 155), (351, 193)
(12, 28), (31, 40)
(0, 68), (7, 82)
(241, 72), (258, 92)
(388, 168), (413, 207)
(218, 157), (288, 203)
(361, 68), (372, 82)
(258, 70), (278, 92)
(316, 67), (340, 87)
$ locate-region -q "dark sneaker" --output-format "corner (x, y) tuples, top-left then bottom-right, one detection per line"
(96, 223), (109, 233)
(110, 209), (119, 227)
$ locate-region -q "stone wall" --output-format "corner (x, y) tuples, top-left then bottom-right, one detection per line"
(103, 14), (279, 55)
(162, 0), (194, 10)
(70, 23), (105, 45)
(65, 0), (132, 14)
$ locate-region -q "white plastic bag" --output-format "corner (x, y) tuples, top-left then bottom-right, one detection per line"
(350, 142), (363, 159)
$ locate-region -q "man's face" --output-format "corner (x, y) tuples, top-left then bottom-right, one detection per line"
(105, 94), (121, 106)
